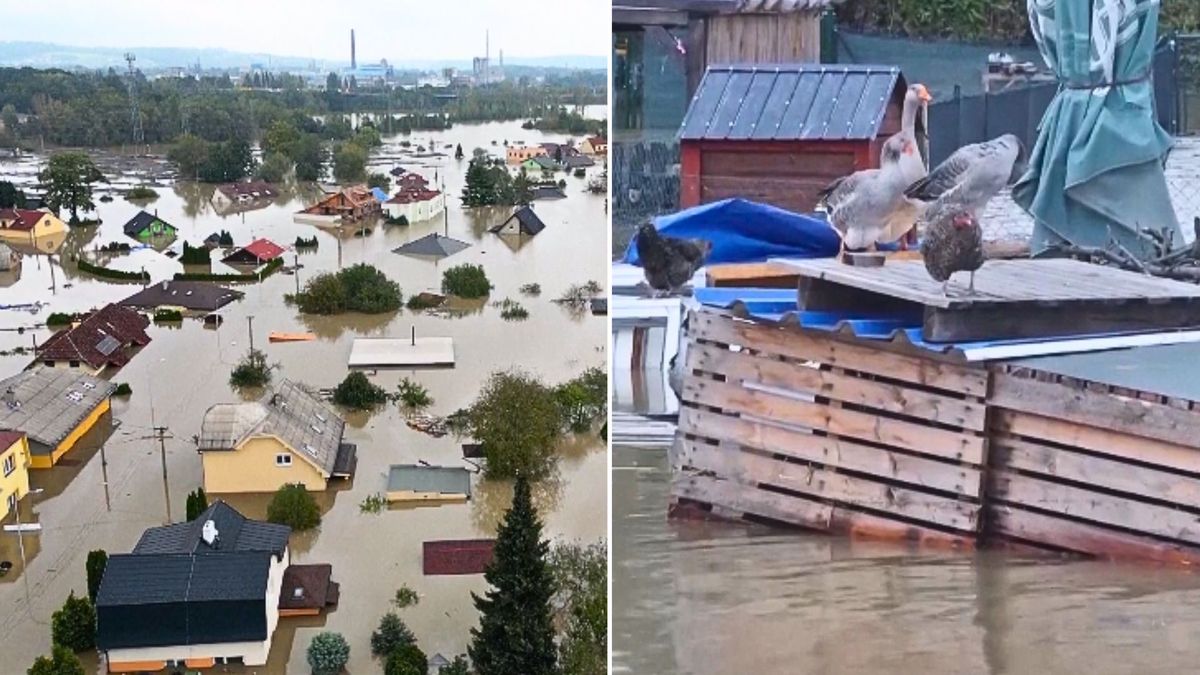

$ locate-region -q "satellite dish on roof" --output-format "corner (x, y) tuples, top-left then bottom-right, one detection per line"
(201, 519), (219, 547)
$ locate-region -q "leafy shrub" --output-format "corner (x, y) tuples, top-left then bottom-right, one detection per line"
(185, 487), (208, 521)
(392, 585), (419, 609)
(498, 299), (529, 321)
(153, 309), (183, 323)
(51, 592), (95, 652)
(334, 371), (389, 410)
(359, 493), (387, 514)
(406, 293), (442, 310)
(519, 283), (541, 296)
(384, 644), (428, 675)
(291, 264), (402, 314)
(459, 370), (563, 479)
(75, 257), (149, 282)
(371, 612), (415, 658)
(175, 257), (283, 282)
(441, 264), (492, 299)
(229, 349), (272, 388)
(85, 550), (107, 602)
(395, 378), (433, 409)
(553, 367), (607, 433)
(267, 483), (321, 531)
(179, 241), (211, 265)
(307, 631), (350, 675)
(112, 382), (132, 397)
(125, 185), (158, 201)
(46, 312), (80, 326)
(385, 214), (409, 226)
(98, 241), (131, 252)
(295, 235), (319, 248)
(27, 645), (85, 675)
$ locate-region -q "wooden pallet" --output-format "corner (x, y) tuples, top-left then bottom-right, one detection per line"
(671, 309), (985, 546)
(784, 258), (1200, 342)
(986, 365), (1200, 565)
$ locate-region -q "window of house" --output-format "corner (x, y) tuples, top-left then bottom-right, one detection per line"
(5, 492), (14, 515)
(3, 453), (14, 477)
(68, 360), (80, 368)
(275, 454), (292, 467)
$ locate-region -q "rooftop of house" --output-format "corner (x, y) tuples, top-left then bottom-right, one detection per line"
(0, 208), (48, 231)
(227, 238), (285, 262)
(387, 464), (472, 496)
(490, 205), (547, 235)
(134, 500), (291, 557)
(198, 380), (348, 477)
(386, 188), (442, 204)
(123, 210), (175, 237)
(527, 156), (560, 170)
(118, 280), (244, 312)
(0, 367), (115, 449)
(216, 181), (279, 201)
(0, 429), (24, 449)
(35, 303), (152, 370)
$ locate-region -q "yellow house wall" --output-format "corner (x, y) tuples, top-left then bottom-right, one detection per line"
(202, 435), (328, 494)
(0, 213), (67, 241)
(28, 397), (110, 469)
(0, 435), (31, 519)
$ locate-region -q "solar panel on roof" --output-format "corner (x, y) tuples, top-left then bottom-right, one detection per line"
(95, 335), (121, 356)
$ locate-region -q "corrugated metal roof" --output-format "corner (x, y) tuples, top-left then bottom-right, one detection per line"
(388, 464), (472, 496)
(694, 288), (1200, 362)
(0, 367), (115, 450)
(679, 64), (902, 142)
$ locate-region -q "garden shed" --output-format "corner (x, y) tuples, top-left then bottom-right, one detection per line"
(678, 63), (921, 214)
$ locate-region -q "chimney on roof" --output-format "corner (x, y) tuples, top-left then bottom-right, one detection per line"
(201, 519), (219, 547)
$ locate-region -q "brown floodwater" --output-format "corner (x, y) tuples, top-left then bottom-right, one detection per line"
(613, 444), (1200, 675)
(0, 115), (607, 671)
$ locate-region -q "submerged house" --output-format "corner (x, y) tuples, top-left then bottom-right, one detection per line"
(119, 281), (244, 313)
(296, 185), (380, 224)
(506, 145), (548, 164)
(0, 208), (66, 244)
(0, 367), (115, 469)
(579, 136), (607, 156)
(221, 238), (285, 266)
(36, 303), (151, 373)
(211, 181), (279, 216)
(0, 431), (30, 519)
(123, 210), (177, 245)
(198, 379), (357, 494)
(522, 156), (562, 174)
(386, 464), (472, 503)
(489, 206), (546, 236)
(384, 173), (445, 224)
(96, 501), (337, 670)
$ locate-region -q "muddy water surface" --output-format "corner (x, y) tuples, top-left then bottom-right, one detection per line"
(0, 116), (607, 671)
(613, 444), (1200, 675)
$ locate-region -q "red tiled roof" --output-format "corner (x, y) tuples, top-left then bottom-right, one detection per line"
(0, 430), (25, 450)
(217, 181), (279, 200)
(396, 174), (430, 187)
(36, 304), (152, 370)
(386, 189), (441, 204)
(423, 539), (495, 575)
(0, 208), (47, 231)
(279, 564), (339, 611)
(587, 135), (607, 146)
(241, 238), (285, 262)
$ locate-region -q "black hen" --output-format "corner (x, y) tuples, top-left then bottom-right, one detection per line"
(920, 199), (984, 295)
(636, 223), (711, 297)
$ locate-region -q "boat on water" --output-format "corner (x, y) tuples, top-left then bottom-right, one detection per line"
(269, 332), (316, 342)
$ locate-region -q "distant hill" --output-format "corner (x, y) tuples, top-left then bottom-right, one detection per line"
(0, 41), (606, 72)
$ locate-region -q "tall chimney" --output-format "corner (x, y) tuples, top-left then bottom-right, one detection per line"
(351, 29), (357, 70)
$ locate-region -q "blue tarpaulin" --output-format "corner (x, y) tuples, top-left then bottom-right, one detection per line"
(621, 198), (843, 265)
(371, 187), (389, 203)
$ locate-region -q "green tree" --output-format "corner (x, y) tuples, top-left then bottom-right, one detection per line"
(257, 152), (292, 183)
(370, 612), (416, 658)
(368, 172), (391, 191)
(262, 119), (301, 158)
(0, 180), (26, 209)
(468, 476), (557, 675)
(461, 371), (563, 480)
(549, 542), (607, 675)
(307, 631), (350, 675)
(325, 72), (341, 93)
(85, 550), (107, 602)
(455, 143), (464, 160)
(354, 125), (383, 148)
(293, 133), (327, 182)
(392, 585), (420, 609)
(167, 133), (210, 180)
(333, 142), (369, 183)
(185, 487), (209, 521)
(290, 264), (402, 314)
(439, 656), (471, 675)
(1, 104), (18, 137)
(553, 367), (607, 434)
(51, 592), (96, 652)
(384, 644), (428, 675)
(38, 152), (103, 223)
(441, 264), (492, 299)
(27, 645), (85, 675)
(229, 349), (272, 388)
(200, 139), (255, 182)
(333, 371), (389, 410)
(267, 483), (321, 531)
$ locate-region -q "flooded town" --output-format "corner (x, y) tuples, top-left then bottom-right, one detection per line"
(0, 2), (609, 673)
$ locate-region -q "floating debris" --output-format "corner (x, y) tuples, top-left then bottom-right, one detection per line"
(406, 413), (448, 437)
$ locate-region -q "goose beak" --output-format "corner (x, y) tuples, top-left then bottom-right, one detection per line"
(916, 84), (933, 103)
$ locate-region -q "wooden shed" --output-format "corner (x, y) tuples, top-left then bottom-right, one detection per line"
(679, 64), (922, 214)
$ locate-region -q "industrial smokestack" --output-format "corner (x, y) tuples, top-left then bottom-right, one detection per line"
(351, 29), (357, 70)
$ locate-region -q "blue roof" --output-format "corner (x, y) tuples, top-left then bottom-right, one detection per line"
(371, 187), (389, 202)
(679, 64), (904, 142)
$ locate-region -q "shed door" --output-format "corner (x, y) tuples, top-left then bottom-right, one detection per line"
(700, 147), (858, 214)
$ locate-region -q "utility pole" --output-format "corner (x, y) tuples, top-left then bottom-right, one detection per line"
(124, 52), (144, 149)
(247, 315), (255, 352)
(294, 253), (301, 294)
(154, 426), (172, 524)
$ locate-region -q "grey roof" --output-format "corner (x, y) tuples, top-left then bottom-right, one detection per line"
(123, 210), (175, 237)
(530, 186), (566, 200)
(679, 64), (903, 141)
(392, 233), (472, 259)
(387, 464), (472, 496)
(134, 501), (291, 556)
(119, 280), (244, 312)
(490, 206), (546, 235)
(0, 367), (115, 450)
(97, 551), (271, 606)
(197, 380), (346, 477)
(564, 154), (596, 169)
(527, 156), (561, 171)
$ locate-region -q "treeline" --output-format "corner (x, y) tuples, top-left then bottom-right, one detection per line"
(837, 0), (1199, 41)
(0, 67), (601, 149)
(461, 150), (533, 207)
(521, 106), (605, 136)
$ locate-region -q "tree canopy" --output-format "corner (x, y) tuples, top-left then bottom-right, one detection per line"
(266, 483), (321, 531)
(289, 263), (402, 315)
(460, 371), (563, 480)
(38, 152), (103, 222)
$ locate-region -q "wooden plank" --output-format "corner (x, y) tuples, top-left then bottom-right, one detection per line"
(701, 148), (855, 177)
(673, 473), (975, 547)
(991, 436), (1200, 510)
(990, 469), (1200, 545)
(798, 276), (920, 314)
(990, 371), (1200, 449)
(682, 377), (987, 464)
(680, 407), (983, 497)
(679, 439), (980, 532)
(924, 299), (1200, 343)
(688, 342), (987, 430)
(993, 409), (1200, 476)
(706, 262), (801, 289)
(690, 309), (989, 396)
(991, 505), (1200, 566)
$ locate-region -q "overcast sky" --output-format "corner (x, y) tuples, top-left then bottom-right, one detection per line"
(3, 0), (610, 62)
